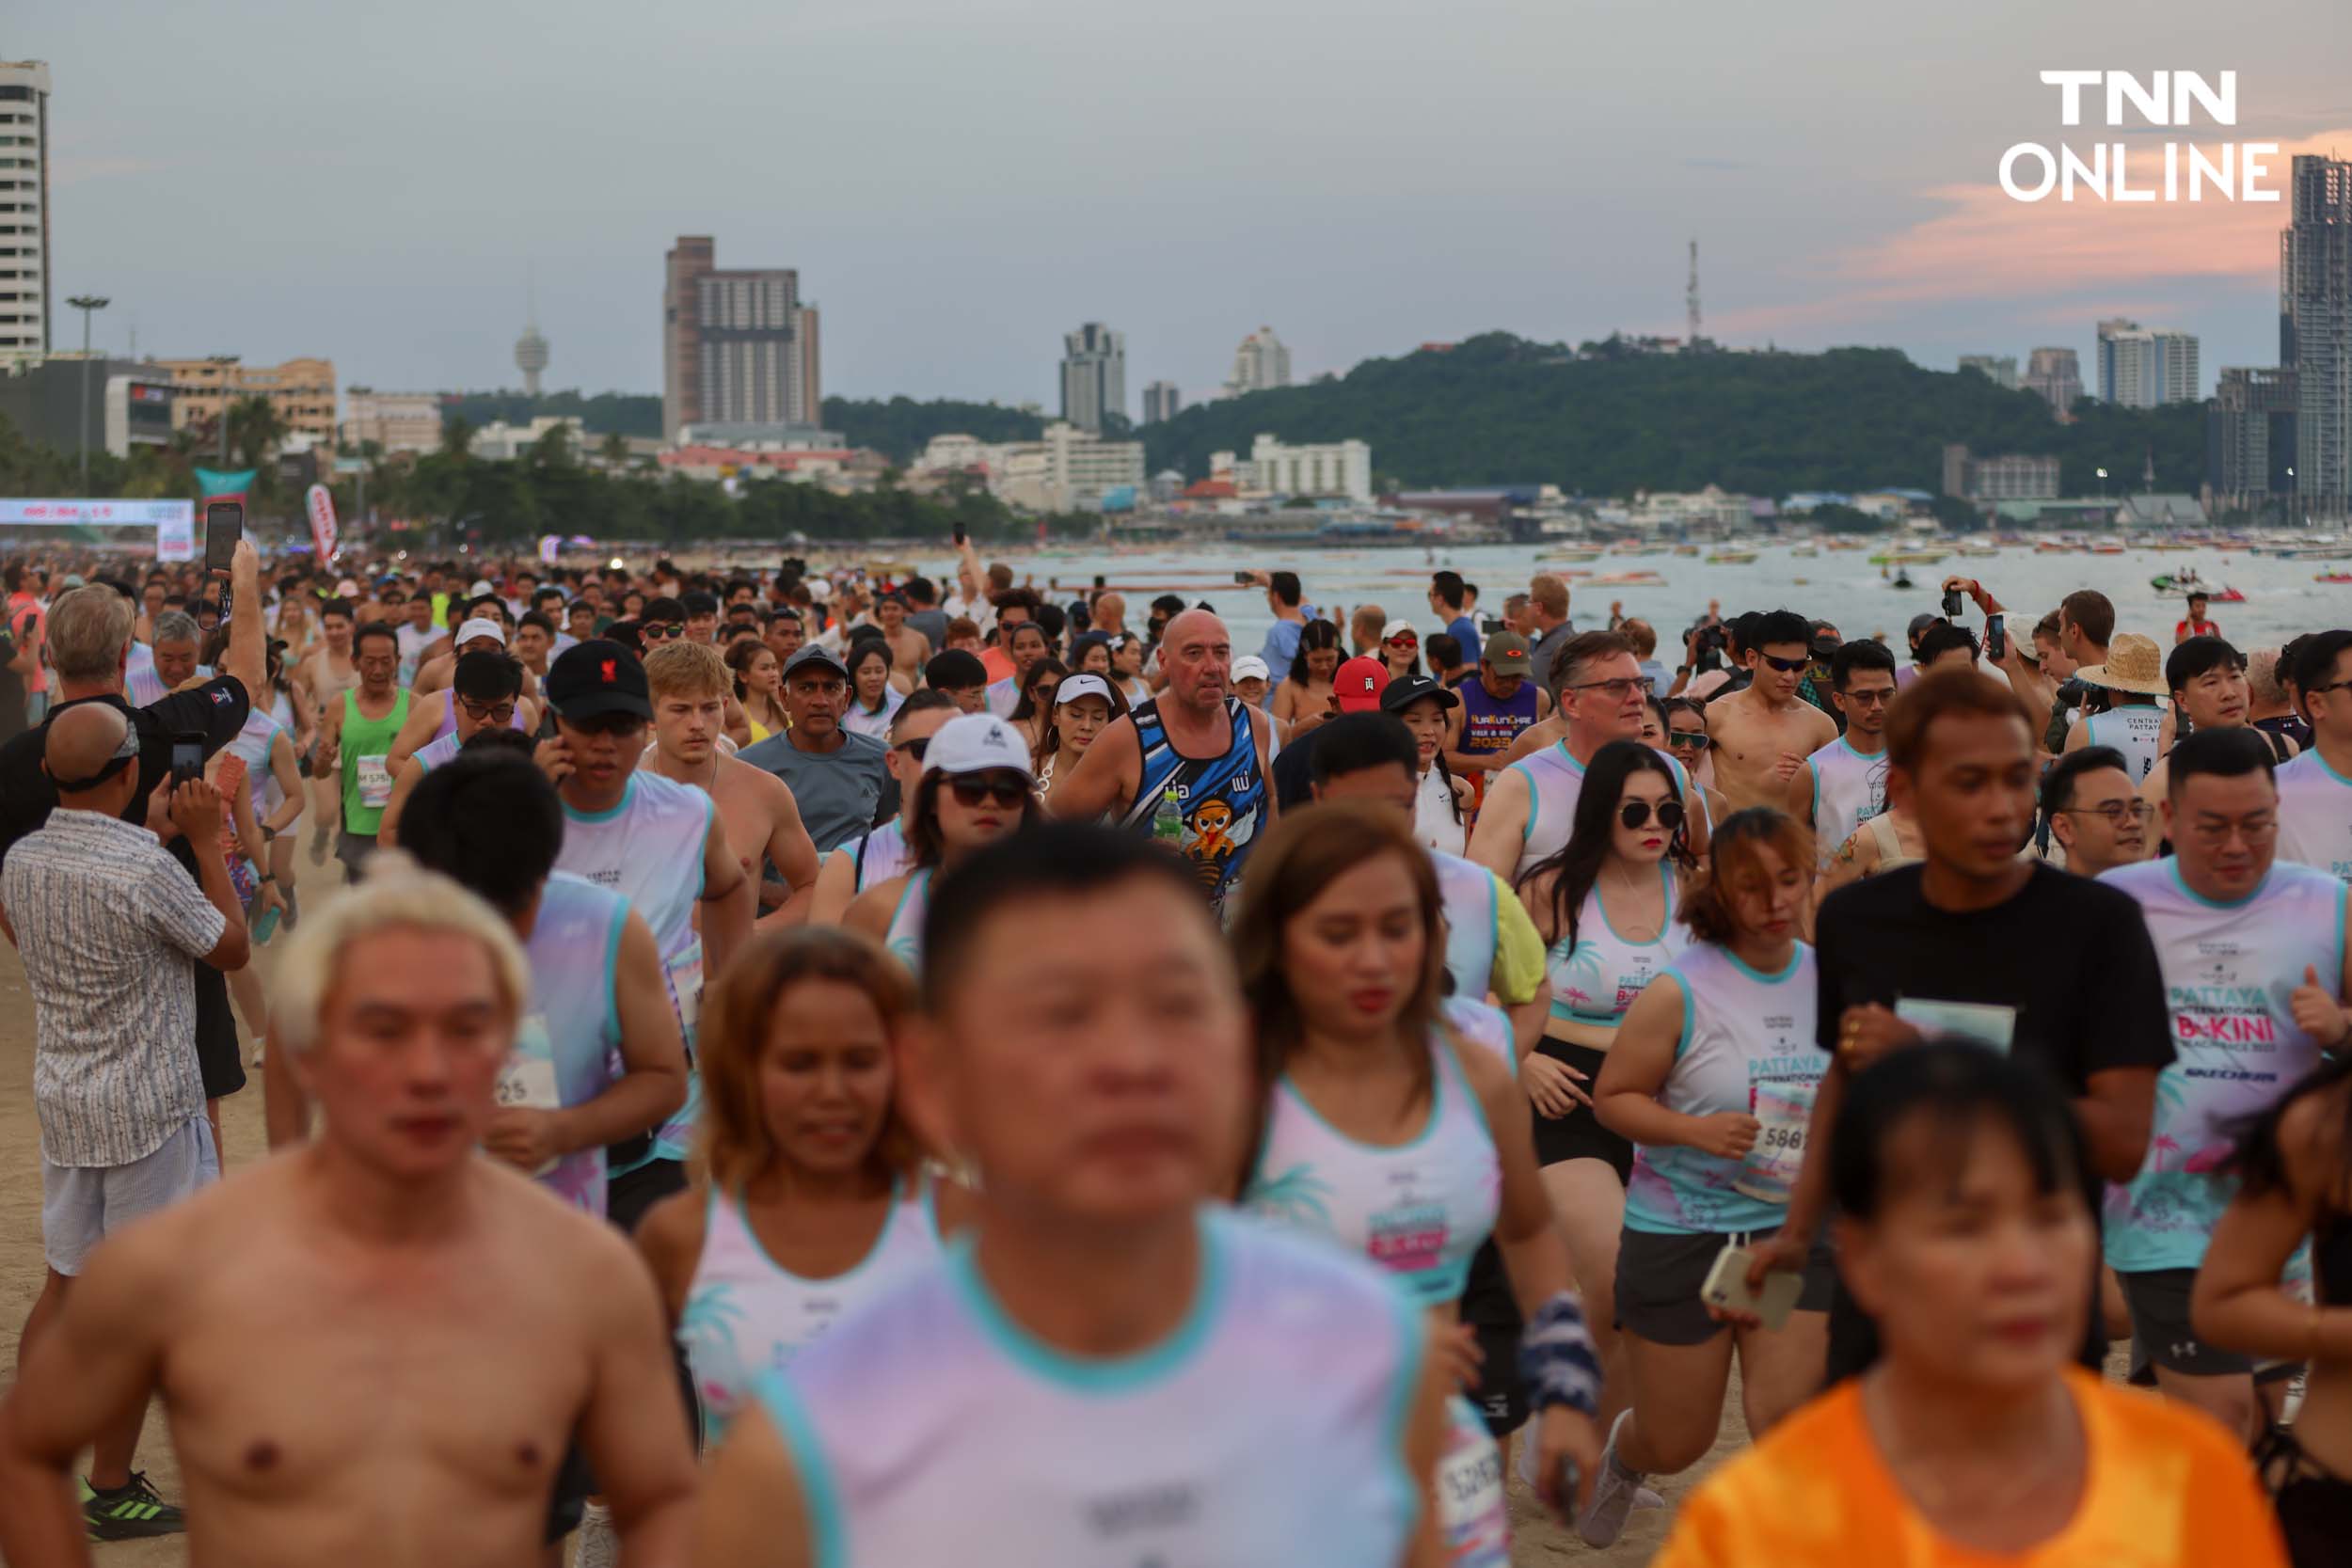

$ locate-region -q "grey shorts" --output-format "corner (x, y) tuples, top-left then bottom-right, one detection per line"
(335, 830), (377, 877)
(40, 1115), (218, 1275)
(1615, 1225), (1836, 1347)
(2121, 1268), (2255, 1378)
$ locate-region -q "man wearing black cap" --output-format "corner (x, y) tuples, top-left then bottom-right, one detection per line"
(738, 643), (889, 853)
(540, 640), (750, 1231)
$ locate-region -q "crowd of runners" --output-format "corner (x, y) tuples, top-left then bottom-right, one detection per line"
(0, 539), (2346, 1566)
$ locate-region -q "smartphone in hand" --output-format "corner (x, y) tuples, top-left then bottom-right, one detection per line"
(1701, 1243), (1803, 1330)
(169, 732), (206, 786)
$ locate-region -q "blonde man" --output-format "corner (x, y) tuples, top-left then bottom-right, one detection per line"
(0, 865), (698, 1568)
(644, 640), (821, 928)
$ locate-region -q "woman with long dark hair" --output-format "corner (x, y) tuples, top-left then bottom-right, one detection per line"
(1033, 672), (1128, 804)
(1272, 620), (1343, 735)
(1516, 739), (1695, 1429)
(845, 714), (1040, 975)
(841, 638), (905, 741)
(1383, 675), (1472, 857)
(1004, 657), (1067, 756)
(1232, 802), (1603, 1557)
(1580, 807), (1832, 1549)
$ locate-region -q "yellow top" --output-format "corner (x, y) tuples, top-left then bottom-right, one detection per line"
(1654, 1369), (2287, 1568)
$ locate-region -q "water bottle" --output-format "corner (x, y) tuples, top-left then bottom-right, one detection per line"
(1152, 786), (1185, 845)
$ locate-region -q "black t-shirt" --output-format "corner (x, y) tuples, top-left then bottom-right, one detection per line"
(1813, 861), (2173, 1089)
(0, 677), (253, 879)
(1271, 722), (1324, 813)
(0, 631), (24, 747)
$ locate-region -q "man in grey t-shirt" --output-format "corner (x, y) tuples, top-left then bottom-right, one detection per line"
(737, 644), (888, 852)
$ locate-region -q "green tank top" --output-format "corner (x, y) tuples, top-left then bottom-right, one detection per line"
(339, 688), (410, 836)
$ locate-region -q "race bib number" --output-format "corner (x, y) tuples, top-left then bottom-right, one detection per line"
(356, 753), (393, 809)
(1437, 1398), (1511, 1568)
(1735, 1080), (1814, 1204)
(493, 1015), (561, 1176)
(1896, 998), (2017, 1053)
(666, 940), (705, 1037)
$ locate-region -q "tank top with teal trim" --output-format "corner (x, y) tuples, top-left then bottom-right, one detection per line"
(1547, 863), (1689, 1025)
(752, 1207), (1424, 1568)
(883, 866), (932, 971)
(1432, 847), (1500, 1001)
(1245, 1030), (1501, 1305)
(503, 872), (628, 1214)
(679, 1174), (943, 1442)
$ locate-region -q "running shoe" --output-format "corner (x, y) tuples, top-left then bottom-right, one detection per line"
(83, 1472), (184, 1540)
(308, 832), (329, 867)
(573, 1499), (618, 1568)
(1516, 1416), (1664, 1510)
(281, 883), (300, 930)
(1576, 1409), (1643, 1548)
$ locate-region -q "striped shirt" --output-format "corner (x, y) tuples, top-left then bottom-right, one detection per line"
(4, 809), (223, 1167)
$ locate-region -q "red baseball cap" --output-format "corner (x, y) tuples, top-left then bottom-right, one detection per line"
(1333, 656), (1391, 713)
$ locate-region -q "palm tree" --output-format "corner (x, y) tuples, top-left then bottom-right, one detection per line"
(440, 413), (476, 461)
(528, 422), (576, 469)
(226, 394), (288, 471)
(598, 431), (629, 467)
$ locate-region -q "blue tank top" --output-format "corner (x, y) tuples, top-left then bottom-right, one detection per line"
(1118, 695), (1268, 912)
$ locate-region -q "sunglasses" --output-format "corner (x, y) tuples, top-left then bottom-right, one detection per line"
(895, 737), (930, 763)
(644, 622), (685, 640)
(946, 772), (1029, 809)
(1388, 635), (1418, 648)
(1667, 729), (1709, 749)
(1619, 800), (1686, 831)
(1759, 653), (1809, 673)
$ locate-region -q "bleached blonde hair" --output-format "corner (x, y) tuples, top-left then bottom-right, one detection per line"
(273, 854), (530, 1055)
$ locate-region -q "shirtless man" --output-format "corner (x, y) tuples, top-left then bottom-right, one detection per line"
(873, 592), (930, 689)
(642, 641), (820, 927)
(0, 866), (698, 1568)
(292, 597), (359, 864)
(1705, 609), (1835, 813)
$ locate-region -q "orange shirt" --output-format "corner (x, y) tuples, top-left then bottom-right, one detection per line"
(1654, 1369), (2287, 1568)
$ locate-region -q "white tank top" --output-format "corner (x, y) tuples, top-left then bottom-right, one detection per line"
(884, 866), (932, 971)
(1505, 742), (1696, 879)
(1246, 1031), (1500, 1306)
(1804, 736), (1889, 870)
(679, 1174), (943, 1442)
(838, 818), (913, 895)
(1432, 849), (1500, 1001)
(752, 1209), (1423, 1567)
(1416, 764), (1467, 857)
(1546, 863), (1690, 1025)
(554, 770), (712, 1166)
(2275, 749), (2352, 881)
(223, 710), (281, 825)
(1624, 942), (1821, 1237)
(2084, 703), (2167, 784)
(2098, 858), (2344, 1273)
(506, 873), (628, 1214)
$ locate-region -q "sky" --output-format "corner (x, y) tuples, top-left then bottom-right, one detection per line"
(22, 0), (2351, 411)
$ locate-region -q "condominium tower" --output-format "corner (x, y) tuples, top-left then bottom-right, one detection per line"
(662, 236), (822, 444)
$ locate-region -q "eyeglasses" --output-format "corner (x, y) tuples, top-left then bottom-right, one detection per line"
(1838, 688), (1895, 707)
(1568, 677), (1644, 701)
(1759, 653), (1808, 673)
(2059, 800), (2154, 826)
(2307, 679), (2352, 702)
(457, 699), (517, 725)
(1667, 729), (1710, 750)
(1619, 800), (1687, 831)
(643, 622), (685, 640)
(947, 772), (1030, 809)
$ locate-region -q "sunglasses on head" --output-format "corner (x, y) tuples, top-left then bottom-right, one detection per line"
(946, 772), (1029, 809)
(1619, 800), (1686, 831)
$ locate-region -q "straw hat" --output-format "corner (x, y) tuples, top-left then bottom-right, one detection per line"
(2074, 633), (2168, 697)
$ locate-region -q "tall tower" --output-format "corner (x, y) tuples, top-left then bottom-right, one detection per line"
(2282, 155), (2352, 518)
(0, 61), (52, 367)
(1686, 239), (1701, 351)
(514, 267), (549, 399)
(1059, 323), (1126, 433)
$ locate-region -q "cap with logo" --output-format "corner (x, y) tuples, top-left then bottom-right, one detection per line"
(1380, 673), (1460, 714)
(1483, 631), (1533, 676)
(1053, 673), (1116, 707)
(1334, 656), (1391, 713)
(919, 713), (1034, 779)
(546, 639), (651, 723)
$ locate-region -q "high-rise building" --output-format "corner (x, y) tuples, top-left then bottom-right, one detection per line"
(1142, 380), (1182, 424)
(1224, 326), (1293, 397)
(661, 236), (822, 444)
(0, 60), (51, 367)
(2097, 318), (2200, 406)
(1060, 323), (1125, 433)
(2206, 367), (2298, 515)
(1957, 355), (2018, 390)
(1941, 444), (2059, 502)
(2282, 155), (2352, 519)
(151, 356), (338, 449)
(2022, 348), (2082, 418)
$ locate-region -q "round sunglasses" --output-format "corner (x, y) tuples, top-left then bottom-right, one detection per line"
(1619, 800), (1686, 831)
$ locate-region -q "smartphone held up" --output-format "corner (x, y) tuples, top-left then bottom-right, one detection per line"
(204, 500), (244, 618)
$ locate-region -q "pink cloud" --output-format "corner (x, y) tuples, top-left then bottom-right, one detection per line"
(1715, 129), (2352, 339)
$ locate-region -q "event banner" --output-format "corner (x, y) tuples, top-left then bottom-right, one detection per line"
(307, 483), (339, 561)
(0, 499), (196, 561)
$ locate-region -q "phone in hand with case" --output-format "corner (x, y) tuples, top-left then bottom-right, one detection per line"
(1701, 1243), (1803, 1330)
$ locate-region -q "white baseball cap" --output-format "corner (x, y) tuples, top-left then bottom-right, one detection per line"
(1381, 619), (1418, 641)
(1230, 655), (1270, 682)
(1054, 673), (1116, 707)
(469, 578), (495, 596)
(455, 616), (507, 646)
(919, 713), (1034, 779)
(805, 578), (833, 601)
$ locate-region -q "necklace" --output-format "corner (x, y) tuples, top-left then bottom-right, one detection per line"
(1604, 860), (1664, 942)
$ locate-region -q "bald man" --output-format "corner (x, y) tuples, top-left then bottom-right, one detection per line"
(1, 704), (248, 1540)
(1090, 590), (1129, 639)
(1049, 609), (1275, 913)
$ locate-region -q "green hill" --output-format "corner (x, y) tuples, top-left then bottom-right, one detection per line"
(819, 396), (1047, 461)
(1140, 333), (2206, 499)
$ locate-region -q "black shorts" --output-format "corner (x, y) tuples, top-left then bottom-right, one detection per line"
(334, 830), (376, 878)
(2120, 1268), (2254, 1378)
(541, 1435), (594, 1545)
(1614, 1226), (1835, 1347)
(1457, 1241), (1523, 1436)
(193, 964), (246, 1101)
(607, 1158), (689, 1237)
(1530, 1040), (1631, 1181)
